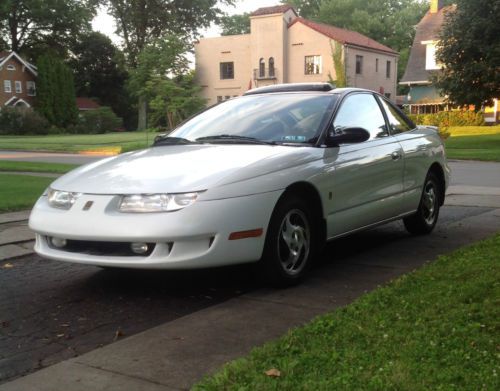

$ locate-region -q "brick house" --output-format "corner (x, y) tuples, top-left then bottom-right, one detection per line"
(195, 4), (399, 106)
(0, 51), (37, 108)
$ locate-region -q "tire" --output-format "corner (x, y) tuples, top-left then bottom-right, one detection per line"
(259, 195), (317, 287)
(404, 171), (441, 235)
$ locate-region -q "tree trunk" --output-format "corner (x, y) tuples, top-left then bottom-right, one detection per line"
(137, 95), (147, 130)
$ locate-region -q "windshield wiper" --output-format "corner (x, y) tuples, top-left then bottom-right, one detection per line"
(195, 134), (277, 145)
(153, 136), (198, 146)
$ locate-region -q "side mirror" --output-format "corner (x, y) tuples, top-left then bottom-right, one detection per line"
(325, 126), (370, 147)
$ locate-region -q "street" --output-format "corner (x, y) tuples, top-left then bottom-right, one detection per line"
(0, 160), (499, 386)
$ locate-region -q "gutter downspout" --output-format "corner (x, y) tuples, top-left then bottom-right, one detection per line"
(344, 44), (348, 87)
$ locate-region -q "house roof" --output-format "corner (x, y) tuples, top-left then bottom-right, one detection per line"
(400, 5), (455, 84)
(289, 17), (398, 55)
(250, 4), (296, 17)
(0, 51), (38, 76)
(76, 97), (100, 110)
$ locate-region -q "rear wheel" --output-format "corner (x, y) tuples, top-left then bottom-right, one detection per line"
(259, 195), (316, 287)
(404, 172), (441, 235)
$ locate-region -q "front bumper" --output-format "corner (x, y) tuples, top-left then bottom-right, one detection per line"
(29, 191), (282, 269)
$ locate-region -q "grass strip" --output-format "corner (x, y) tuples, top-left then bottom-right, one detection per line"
(0, 161), (78, 174)
(0, 174), (53, 212)
(195, 235), (500, 390)
(447, 125), (500, 137)
(445, 133), (500, 162)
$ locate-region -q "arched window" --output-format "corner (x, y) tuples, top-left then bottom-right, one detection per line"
(268, 57), (275, 77)
(259, 58), (265, 78)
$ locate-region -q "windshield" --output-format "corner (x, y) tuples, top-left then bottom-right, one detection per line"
(169, 93), (337, 145)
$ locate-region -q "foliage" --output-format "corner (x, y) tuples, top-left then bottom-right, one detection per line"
(328, 41), (347, 87)
(435, 0), (500, 110)
(71, 107), (123, 134)
(0, 0), (98, 60)
(35, 54), (78, 128)
(408, 111), (485, 128)
(195, 235), (500, 390)
(0, 174), (54, 212)
(69, 31), (136, 130)
(281, 0), (321, 19)
(220, 13), (250, 36)
(0, 107), (49, 135)
(147, 72), (206, 129)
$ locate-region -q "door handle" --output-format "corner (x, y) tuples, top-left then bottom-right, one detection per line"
(391, 151), (401, 161)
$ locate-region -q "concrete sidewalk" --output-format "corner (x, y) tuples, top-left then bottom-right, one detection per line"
(1, 190), (500, 390)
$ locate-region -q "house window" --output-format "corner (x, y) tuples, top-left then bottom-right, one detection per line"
(259, 58), (265, 78)
(26, 81), (36, 96)
(269, 57), (275, 77)
(385, 93), (391, 99)
(220, 62), (234, 79)
(225, 95), (230, 100)
(15, 81), (22, 93)
(375, 58), (379, 72)
(304, 55), (321, 75)
(217, 96), (223, 103)
(4, 80), (11, 93)
(424, 42), (441, 70)
(386, 61), (391, 78)
(355, 55), (363, 74)
(7, 65), (15, 71)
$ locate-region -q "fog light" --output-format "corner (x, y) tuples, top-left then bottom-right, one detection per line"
(51, 237), (67, 248)
(131, 242), (149, 254)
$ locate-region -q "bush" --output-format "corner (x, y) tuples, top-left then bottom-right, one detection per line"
(408, 110), (485, 128)
(0, 107), (50, 135)
(71, 106), (123, 134)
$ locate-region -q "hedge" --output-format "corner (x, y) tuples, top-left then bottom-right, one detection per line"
(0, 107), (50, 135)
(408, 111), (485, 128)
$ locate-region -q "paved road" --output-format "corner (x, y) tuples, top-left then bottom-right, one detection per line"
(0, 160), (499, 386)
(0, 151), (109, 165)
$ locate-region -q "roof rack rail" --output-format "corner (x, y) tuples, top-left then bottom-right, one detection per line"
(244, 82), (335, 96)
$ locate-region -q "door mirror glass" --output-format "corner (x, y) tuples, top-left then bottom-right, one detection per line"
(326, 126), (370, 147)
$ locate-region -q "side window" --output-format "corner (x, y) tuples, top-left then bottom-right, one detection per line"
(333, 94), (388, 140)
(378, 98), (414, 134)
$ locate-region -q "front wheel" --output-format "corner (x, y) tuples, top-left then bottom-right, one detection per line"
(404, 172), (441, 235)
(259, 195), (316, 287)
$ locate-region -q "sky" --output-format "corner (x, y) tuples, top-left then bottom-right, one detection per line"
(91, 0), (280, 45)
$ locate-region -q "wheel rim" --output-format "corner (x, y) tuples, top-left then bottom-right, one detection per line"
(277, 209), (310, 276)
(422, 180), (438, 225)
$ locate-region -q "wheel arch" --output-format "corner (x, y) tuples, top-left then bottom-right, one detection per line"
(279, 181), (327, 246)
(429, 162), (446, 206)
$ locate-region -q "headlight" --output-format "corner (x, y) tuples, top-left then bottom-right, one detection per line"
(48, 188), (81, 210)
(119, 193), (200, 213)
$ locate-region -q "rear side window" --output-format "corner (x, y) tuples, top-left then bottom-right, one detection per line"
(378, 98), (415, 134)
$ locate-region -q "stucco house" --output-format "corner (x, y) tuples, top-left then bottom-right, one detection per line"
(0, 51), (37, 108)
(195, 4), (399, 106)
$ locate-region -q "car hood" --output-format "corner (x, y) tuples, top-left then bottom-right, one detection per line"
(50, 144), (320, 194)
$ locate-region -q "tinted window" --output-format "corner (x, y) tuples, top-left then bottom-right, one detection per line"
(378, 98), (414, 134)
(171, 94), (336, 144)
(333, 93), (388, 140)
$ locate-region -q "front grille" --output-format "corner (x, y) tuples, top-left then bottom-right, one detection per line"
(48, 238), (155, 257)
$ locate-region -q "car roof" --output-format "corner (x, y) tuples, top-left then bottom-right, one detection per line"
(243, 83), (374, 97)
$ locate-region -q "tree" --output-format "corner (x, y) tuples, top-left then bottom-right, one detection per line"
(36, 54), (78, 127)
(281, 0), (321, 19)
(436, 0), (500, 109)
(69, 32), (136, 129)
(0, 0), (98, 60)
(220, 13), (250, 36)
(328, 41), (347, 88)
(105, 0), (233, 130)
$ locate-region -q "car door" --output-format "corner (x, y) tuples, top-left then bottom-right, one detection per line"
(376, 97), (434, 213)
(322, 92), (405, 238)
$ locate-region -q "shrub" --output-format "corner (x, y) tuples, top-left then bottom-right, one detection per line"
(0, 107), (50, 135)
(408, 111), (485, 128)
(72, 106), (123, 134)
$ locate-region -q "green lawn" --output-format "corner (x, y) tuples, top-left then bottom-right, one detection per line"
(0, 161), (78, 174)
(0, 131), (157, 153)
(445, 132), (500, 162)
(0, 174), (53, 212)
(195, 235), (500, 390)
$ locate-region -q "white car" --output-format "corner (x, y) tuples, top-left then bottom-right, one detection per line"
(29, 84), (450, 286)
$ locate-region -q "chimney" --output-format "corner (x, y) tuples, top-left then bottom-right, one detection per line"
(430, 0), (444, 13)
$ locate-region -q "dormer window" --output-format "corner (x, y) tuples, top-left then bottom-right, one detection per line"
(7, 65), (15, 71)
(422, 40), (441, 70)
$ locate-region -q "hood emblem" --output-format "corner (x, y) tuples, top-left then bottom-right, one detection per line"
(83, 201), (94, 211)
